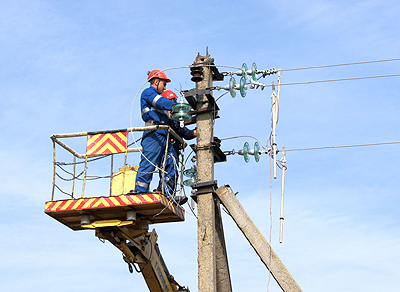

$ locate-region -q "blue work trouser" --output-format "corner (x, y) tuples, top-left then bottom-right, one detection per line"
(158, 143), (180, 196)
(135, 132), (167, 194)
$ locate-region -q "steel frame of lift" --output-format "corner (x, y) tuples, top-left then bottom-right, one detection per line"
(45, 189), (190, 292)
(46, 125), (190, 292)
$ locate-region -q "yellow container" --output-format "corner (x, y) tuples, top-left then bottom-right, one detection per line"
(111, 165), (139, 196)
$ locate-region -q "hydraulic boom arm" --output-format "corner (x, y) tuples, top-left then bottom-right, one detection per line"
(96, 226), (189, 292)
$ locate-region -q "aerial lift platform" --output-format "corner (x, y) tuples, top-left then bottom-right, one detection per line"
(46, 127), (190, 292)
(45, 192), (185, 231)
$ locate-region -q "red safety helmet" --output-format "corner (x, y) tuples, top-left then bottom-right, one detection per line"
(161, 90), (178, 100)
(147, 69), (171, 83)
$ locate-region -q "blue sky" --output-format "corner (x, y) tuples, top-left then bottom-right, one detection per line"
(1, 0), (400, 291)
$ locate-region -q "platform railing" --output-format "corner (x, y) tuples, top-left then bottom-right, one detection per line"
(50, 125), (186, 201)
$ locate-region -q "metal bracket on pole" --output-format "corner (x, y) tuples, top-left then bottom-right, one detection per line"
(210, 61), (224, 81)
(190, 136), (227, 163)
(189, 144), (227, 163)
(184, 88), (220, 110)
(191, 180), (218, 203)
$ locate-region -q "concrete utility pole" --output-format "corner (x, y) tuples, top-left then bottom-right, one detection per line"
(188, 52), (299, 292)
(215, 185), (303, 292)
(191, 53), (232, 292)
(194, 53), (217, 292)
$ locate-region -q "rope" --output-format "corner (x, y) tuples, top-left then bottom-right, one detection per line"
(54, 184), (74, 199)
(56, 164), (84, 178)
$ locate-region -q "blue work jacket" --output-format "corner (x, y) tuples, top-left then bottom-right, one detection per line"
(141, 86), (175, 136)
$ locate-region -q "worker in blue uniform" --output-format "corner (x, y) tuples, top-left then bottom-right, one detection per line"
(134, 70), (176, 195)
(157, 90), (196, 204)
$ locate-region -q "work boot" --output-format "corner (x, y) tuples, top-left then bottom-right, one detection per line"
(152, 189), (162, 194)
(168, 195), (188, 205)
(127, 190), (138, 195)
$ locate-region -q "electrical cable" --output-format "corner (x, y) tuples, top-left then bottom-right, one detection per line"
(221, 139), (400, 160)
(283, 141), (400, 152)
(152, 204), (169, 218)
(184, 149), (195, 166)
(182, 186), (198, 219)
(281, 57), (400, 72)
(272, 73), (400, 87)
(132, 239), (153, 274)
(215, 91), (229, 102)
(220, 135), (267, 150)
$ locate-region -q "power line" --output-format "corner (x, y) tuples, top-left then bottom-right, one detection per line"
(264, 73), (400, 87)
(220, 135), (267, 149)
(221, 135), (400, 153)
(284, 141), (400, 152)
(281, 58), (400, 72)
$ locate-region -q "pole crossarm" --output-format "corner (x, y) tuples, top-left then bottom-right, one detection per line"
(215, 185), (303, 292)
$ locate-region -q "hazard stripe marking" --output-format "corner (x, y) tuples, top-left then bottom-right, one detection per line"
(52, 201), (63, 212)
(60, 199), (74, 211)
(45, 194), (181, 214)
(131, 196), (143, 204)
(120, 195), (132, 205)
(109, 196), (120, 206)
(86, 132), (128, 155)
(72, 199), (85, 210)
(114, 196), (125, 205)
(82, 198), (96, 209)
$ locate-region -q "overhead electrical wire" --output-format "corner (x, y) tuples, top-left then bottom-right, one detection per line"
(271, 57), (400, 87)
(283, 141), (400, 152)
(220, 135), (267, 150)
(281, 57), (400, 72)
(127, 59), (400, 178)
(220, 135), (400, 154)
(269, 73), (400, 87)
(53, 59), (400, 202)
